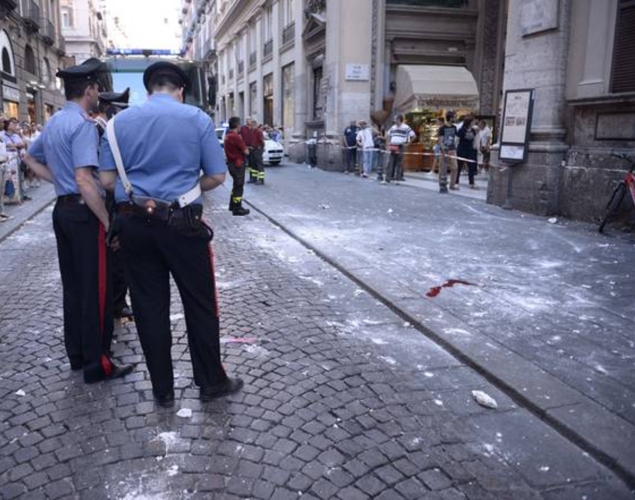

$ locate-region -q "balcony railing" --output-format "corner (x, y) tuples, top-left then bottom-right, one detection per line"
(263, 38), (273, 58)
(282, 22), (295, 45)
(21, 0), (40, 31)
(249, 51), (257, 68)
(41, 19), (55, 45)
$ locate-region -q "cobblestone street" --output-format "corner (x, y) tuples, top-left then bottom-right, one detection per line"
(0, 190), (632, 499)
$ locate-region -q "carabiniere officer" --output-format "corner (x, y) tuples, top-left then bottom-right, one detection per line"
(23, 58), (134, 383)
(99, 61), (243, 407)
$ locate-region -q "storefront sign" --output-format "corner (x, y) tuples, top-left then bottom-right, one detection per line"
(500, 89), (535, 163)
(345, 64), (369, 81)
(415, 95), (479, 111)
(2, 84), (20, 103)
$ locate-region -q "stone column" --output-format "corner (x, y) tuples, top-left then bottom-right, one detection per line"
(488, 0), (571, 215)
(272, 1), (282, 128)
(323, 0), (372, 169)
(254, 11), (264, 124)
(290, 0), (308, 163)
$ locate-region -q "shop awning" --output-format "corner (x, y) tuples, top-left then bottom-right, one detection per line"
(394, 65), (480, 113)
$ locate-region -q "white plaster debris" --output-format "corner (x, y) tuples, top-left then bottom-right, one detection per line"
(595, 364), (608, 375)
(378, 356), (397, 365)
(539, 466), (550, 472)
(433, 399), (444, 406)
(411, 437), (421, 446)
(319, 204), (330, 210)
(169, 313), (184, 321)
(371, 338), (388, 345)
(483, 443), (495, 454)
(387, 209), (394, 214)
(403, 322), (411, 328)
(15, 389), (26, 397)
(167, 465), (179, 477)
(424, 372), (435, 378)
(244, 344), (271, 358)
(548, 217), (558, 224)
(176, 408), (192, 418)
(156, 432), (181, 453)
(472, 390), (498, 409)
(353, 289), (364, 297)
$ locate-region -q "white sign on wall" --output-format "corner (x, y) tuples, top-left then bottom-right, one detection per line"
(2, 84), (20, 103)
(345, 64), (370, 81)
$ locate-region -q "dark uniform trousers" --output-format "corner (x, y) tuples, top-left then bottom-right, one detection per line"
(118, 214), (227, 395)
(228, 162), (246, 206)
(52, 200), (114, 378)
(250, 147), (265, 182)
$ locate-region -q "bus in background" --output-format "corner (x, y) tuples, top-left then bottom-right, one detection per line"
(101, 49), (208, 110)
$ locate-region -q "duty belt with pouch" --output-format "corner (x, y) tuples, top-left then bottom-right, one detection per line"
(106, 117), (212, 242)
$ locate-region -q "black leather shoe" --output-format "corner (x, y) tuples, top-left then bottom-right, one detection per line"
(70, 360), (83, 371)
(84, 362), (134, 384)
(153, 389), (175, 408)
(232, 207), (250, 216)
(200, 377), (244, 402)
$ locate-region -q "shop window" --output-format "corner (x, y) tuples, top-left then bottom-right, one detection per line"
(24, 44), (37, 75)
(2, 48), (11, 74)
(611, 0), (635, 93)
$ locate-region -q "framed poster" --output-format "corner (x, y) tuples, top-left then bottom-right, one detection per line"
(499, 89), (535, 163)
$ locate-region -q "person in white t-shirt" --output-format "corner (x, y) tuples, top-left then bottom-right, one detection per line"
(477, 120), (492, 172)
(356, 120), (375, 178)
(386, 114), (415, 184)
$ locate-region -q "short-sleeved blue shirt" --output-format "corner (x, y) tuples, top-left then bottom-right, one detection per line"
(28, 102), (99, 196)
(99, 93), (226, 203)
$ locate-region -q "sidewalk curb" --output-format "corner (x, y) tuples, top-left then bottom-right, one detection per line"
(245, 197), (635, 491)
(0, 190), (56, 244)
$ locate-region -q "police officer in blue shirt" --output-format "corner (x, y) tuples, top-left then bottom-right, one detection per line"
(23, 58), (134, 384)
(99, 61), (243, 407)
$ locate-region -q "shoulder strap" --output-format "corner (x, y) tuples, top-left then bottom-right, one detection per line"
(105, 116), (133, 197)
(105, 116), (202, 208)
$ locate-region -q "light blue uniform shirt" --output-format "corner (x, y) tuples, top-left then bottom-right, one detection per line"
(99, 93), (226, 203)
(28, 102), (99, 196)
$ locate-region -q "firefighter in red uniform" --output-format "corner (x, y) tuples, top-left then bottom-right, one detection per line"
(224, 117), (250, 216)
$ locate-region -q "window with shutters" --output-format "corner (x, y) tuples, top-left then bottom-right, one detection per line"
(611, 0), (635, 93)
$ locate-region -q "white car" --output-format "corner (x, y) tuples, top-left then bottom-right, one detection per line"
(215, 127), (284, 166)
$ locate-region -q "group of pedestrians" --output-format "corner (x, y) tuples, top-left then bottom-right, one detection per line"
(438, 111), (492, 190)
(0, 118), (44, 221)
(22, 58), (242, 408)
(342, 114), (415, 184)
(342, 112), (492, 191)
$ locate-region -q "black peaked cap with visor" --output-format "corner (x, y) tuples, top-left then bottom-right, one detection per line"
(56, 58), (105, 84)
(143, 61), (191, 96)
(99, 88), (131, 108)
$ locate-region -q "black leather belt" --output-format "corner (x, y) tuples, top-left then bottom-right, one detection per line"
(57, 194), (85, 205)
(116, 202), (202, 223)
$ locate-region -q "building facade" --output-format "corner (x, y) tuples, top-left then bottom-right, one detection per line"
(488, 0), (635, 222)
(0, 0), (66, 123)
(192, 0), (505, 166)
(60, 0), (107, 64)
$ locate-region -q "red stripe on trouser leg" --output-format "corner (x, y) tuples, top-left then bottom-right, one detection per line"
(98, 223), (112, 376)
(207, 243), (220, 317)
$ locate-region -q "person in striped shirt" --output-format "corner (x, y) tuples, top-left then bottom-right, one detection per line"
(386, 114), (415, 184)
